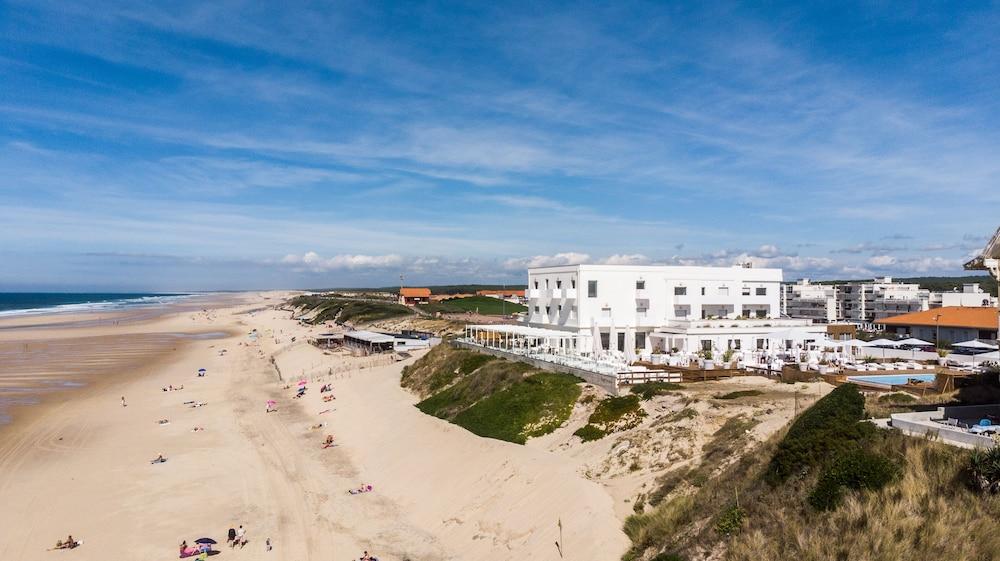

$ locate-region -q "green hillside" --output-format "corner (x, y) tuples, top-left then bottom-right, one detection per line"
(419, 295), (527, 315)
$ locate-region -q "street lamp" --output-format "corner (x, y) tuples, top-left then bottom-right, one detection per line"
(934, 313), (941, 348)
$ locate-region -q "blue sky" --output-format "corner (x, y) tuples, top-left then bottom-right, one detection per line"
(2, 1), (999, 291)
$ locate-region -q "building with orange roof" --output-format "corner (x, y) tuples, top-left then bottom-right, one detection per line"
(878, 306), (999, 344)
(398, 287), (431, 305)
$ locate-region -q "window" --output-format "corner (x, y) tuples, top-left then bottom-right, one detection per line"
(636, 280), (645, 290)
(545, 306), (551, 314)
(557, 304), (563, 312)
(545, 279), (549, 289)
(534, 281), (538, 289)
(588, 280), (598, 298)
(556, 280), (562, 289)
(601, 307), (612, 317)
(636, 332), (646, 349)
(701, 340), (712, 351)
(718, 287), (729, 296)
(756, 310), (767, 319)
(674, 286), (687, 296)
(756, 338), (765, 350)
(756, 287), (767, 296)
(618, 332), (627, 350)
(571, 279), (576, 289)
(742, 287), (751, 296)
(701, 287), (706, 296)
(729, 339), (741, 350)
(533, 306), (539, 313)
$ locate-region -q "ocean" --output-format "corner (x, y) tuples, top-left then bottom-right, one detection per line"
(0, 292), (192, 316)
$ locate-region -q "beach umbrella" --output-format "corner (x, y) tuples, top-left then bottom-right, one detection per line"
(590, 320), (603, 357)
(608, 324), (619, 353)
(624, 325), (637, 365)
(866, 339), (899, 347)
(194, 538), (217, 545)
(197, 368), (206, 372)
(954, 340), (999, 351)
(897, 337), (932, 347)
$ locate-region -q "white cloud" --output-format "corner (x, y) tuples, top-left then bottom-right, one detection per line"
(503, 252), (591, 270)
(867, 255), (896, 267)
(280, 251), (402, 272)
(598, 253), (651, 265)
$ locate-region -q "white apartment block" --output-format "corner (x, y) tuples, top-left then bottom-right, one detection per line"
(836, 277), (929, 323)
(526, 264), (825, 354)
(781, 279), (838, 323)
(929, 284), (998, 308)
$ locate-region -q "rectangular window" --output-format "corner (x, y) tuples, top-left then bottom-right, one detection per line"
(756, 310), (767, 319)
(571, 279), (576, 289)
(674, 286), (687, 296)
(588, 280), (598, 298)
(545, 279), (549, 288)
(534, 281), (538, 289)
(636, 280), (645, 290)
(533, 306), (539, 312)
(600, 332), (610, 348)
(636, 332), (646, 350)
(701, 340), (712, 351)
(756, 287), (767, 296)
(742, 287), (751, 296)
(701, 287), (706, 296)
(545, 306), (551, 314)
(601, 307), (612, 318)
(718, 287), (729, 296)
(556, 280), (562, 289)
(756, 338), (765, 350)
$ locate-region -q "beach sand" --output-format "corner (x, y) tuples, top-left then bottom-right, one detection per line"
(0, 294), (629, 560)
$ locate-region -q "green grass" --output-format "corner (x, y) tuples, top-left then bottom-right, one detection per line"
(877, 392), (917, 404)
(714, 390), (764, 400)
(451, 372), (583, 443)
(419, 295), (527, 316)
(575, 394), (647, 441)
(407, 343), (583, 444)
(629, 381), (683, 400)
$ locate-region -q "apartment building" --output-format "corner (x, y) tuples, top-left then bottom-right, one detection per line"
(780, 279), (838, 323)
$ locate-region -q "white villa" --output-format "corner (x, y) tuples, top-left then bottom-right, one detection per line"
(522, 264), (826, 355)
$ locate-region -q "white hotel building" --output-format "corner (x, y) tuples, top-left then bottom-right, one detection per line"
(526, 264), (826, 355)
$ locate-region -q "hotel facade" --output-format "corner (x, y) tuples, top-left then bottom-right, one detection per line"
(526, 264), (825, 354)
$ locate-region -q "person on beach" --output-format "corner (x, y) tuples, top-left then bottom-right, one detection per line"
(151, 453), (167, 464)
(235, 525), (247, 548)
(227, 527), (236, 547)
(322, 435), (334, 448)
(265, 537), (272, 552)
(121, 396), (126, 407)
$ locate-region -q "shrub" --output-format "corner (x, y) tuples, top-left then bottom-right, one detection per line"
(765, 384), (870, 485)
(877, 392), (916, 404)
(630, 381), (683, 400)
(651, 553), (685, 561)
(968, 445), (1000, 494)
(574, 424), (606, 442)
(714, 504), (746, 536)
(808, 448), (899, 510)
(715, 390), (763, 400)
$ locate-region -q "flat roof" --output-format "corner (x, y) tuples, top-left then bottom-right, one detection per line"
(344, 330), (395, 344)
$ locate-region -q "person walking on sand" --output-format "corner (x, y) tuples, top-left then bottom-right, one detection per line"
(121, 396), (126, 407)
(236, 524), (247, 548)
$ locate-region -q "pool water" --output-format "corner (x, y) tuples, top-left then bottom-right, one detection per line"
(846, 374), (936, 387)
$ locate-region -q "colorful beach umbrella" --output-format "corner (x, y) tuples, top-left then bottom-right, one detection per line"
(194, 538), (216, 545)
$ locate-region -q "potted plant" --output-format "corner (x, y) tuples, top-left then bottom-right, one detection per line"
(722, 348), (735, 368)
(936, 348), (948, 366)
(703, 349), (715, 370)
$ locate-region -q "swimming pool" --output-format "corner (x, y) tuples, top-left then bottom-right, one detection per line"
(846, 374), (936, 388)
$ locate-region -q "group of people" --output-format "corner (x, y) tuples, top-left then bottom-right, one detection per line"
(348, 484), (374, 495)
(178, 540), (212, 558)
(51, 535), (82, 550)
(227, 525), (248, 549)
(162, 384), (184, 391)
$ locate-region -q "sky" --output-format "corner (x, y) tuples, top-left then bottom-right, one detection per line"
(1, 1), (999, 291)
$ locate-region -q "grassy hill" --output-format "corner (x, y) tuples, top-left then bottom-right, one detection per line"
(287, 295), (413, 325)
(624, 384), (1000, 560)
(419, 295), (527, 316)
(401, 343), (581, 444)
(306, 284), (528, 295)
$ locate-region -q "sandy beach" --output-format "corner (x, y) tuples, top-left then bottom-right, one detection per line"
(0, 293), (629, 560)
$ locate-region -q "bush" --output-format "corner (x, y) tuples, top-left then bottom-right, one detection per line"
(808, 448), (899, 510)
(877, 392), (916, 404)
(651, 553), (685, 561)
(715, 390), (763, 400)
(714, 504), (746, 536)
(573, 424), (606, 442)
(630, 381), (682, 400)
(968, 445), (1000, 494)
(765, 384), (870, 485)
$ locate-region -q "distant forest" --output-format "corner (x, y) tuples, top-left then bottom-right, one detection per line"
(312, 284), (528, 295)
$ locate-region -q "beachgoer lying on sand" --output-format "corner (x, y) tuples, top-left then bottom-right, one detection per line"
(156, 419), (170, 425)
(190, 401), (207, 408)
(179, 540), (200, 557)
(51, 535), (82, 550)
(322, 435), (335, 448)
(348, 484), (373, 495)
(322, 395), (335, 402)
(191, 426), (204, 432)
(183, 400), (195, 405)
(310, 423), (325, 430)
(151, 454), (167, 464)
(360, 550), (379, 560)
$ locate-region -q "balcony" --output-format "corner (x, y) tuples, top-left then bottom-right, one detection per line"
(528, 289), (541, 299)
(562, 288), (577, 300)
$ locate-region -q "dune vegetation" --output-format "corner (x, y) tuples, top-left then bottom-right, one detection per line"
(623, 383), (1000, 561)
(402, 343), (582, 444)
(288, 294), (413, 324)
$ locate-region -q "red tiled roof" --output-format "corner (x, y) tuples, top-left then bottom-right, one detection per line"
(399, 287), (431, 298)
(476, 289), (526, 297)
(880, 306), (999, 330)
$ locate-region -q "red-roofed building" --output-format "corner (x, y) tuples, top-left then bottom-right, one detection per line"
(398, 287), (431, 305)
(879, 306), (999, 344)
